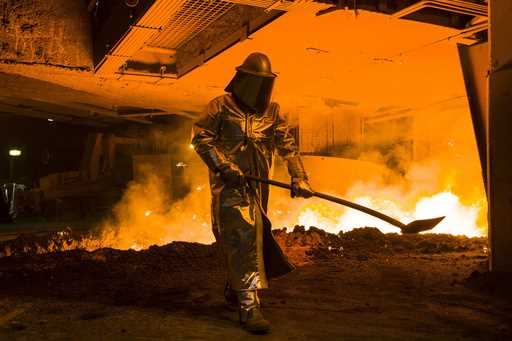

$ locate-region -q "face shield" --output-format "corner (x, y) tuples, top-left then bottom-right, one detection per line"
(225, 71), (275, 113)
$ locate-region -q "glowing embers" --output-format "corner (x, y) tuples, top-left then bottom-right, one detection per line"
(130, 243), (143, 251)
(78, 172), (214, 251)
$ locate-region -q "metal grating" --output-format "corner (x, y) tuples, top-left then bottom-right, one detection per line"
(96, 0), (187, 76)
(228, 0), (311, 11)
(96, 0), (311, 77)
(147, 0), (234, 50)
(392, 0), (488, 19)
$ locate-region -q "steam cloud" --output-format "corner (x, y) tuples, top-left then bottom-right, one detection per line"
(85, 96), (487, 250)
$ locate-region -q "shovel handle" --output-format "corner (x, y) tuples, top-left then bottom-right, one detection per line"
(244, 174), (407, 229)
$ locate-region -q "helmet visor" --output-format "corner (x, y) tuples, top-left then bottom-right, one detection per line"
(226, 71), (275, 113)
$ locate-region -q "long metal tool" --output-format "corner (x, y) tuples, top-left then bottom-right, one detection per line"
(245, 175), (445, 234)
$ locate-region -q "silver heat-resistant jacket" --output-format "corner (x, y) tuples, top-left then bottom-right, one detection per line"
(192, 94), (308, 290)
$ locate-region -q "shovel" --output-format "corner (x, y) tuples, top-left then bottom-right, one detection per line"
(245, 175), (445, 234)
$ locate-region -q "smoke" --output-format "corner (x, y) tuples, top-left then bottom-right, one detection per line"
(81, 118), (215, 251)
(267, 98), (488, 237)
(83, 95), (487, 251)
(267, 152), (486, 237)
(82, 169), (213, 251)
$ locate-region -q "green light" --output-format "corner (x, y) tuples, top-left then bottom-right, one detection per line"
(8, 149), (21, 157)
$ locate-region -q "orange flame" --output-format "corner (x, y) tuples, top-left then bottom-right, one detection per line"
(289, 191), (486, 237)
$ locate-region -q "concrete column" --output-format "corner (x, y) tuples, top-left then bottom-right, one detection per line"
(488, 0), (512, 272)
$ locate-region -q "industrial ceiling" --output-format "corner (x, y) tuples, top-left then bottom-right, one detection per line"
(0, 0), (488, 126)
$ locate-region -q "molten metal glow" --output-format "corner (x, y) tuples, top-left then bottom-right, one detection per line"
(130, 243), (143, 251)
(293, 191), (485, 237)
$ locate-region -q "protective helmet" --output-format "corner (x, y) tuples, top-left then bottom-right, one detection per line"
(235, 52), (277, 78)
(225, 52), (277, 113)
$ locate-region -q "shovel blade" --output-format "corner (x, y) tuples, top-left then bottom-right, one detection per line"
(400, 216), (445, 234)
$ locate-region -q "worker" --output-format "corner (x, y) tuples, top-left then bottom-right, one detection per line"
(191, 52), (313, 334)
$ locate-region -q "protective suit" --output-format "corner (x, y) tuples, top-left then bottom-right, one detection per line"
(192, 52), (312, 333)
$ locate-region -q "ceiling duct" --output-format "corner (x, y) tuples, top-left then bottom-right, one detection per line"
(146, 0), (234, 51)
(94, 0), (312, 78)
(392, 0), (487, 29)
(95, 0), (187, 76)
(95, 0), (234, 77)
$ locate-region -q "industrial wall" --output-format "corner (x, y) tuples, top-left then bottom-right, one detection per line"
(0, 0), (92, 68)
(298, 99), (475, 156)
(0, 114), (95, 185)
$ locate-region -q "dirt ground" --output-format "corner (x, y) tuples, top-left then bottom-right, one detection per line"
(0, 227), (510, 340)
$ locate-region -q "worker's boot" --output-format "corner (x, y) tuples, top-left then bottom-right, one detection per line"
(224, 281), (238, 311)
(238, 290), (270, 334)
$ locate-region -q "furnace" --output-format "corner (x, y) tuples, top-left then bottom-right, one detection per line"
(0, 0), (510, 339)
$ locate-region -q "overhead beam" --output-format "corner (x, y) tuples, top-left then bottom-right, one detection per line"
(0, 104), (108, 128)
(0, 72), (154, 125)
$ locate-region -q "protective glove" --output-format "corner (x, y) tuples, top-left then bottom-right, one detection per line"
(218, 163), (245, 187)
(291, 178), (314, 198)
